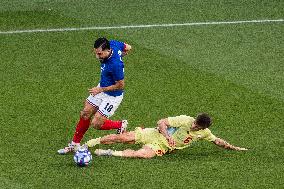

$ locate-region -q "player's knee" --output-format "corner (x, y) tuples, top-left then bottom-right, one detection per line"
(91, 119), (102, 129)
(80, 110), (92, 120)
(116, 133), (127, 141)
(91, 113), (106, 129)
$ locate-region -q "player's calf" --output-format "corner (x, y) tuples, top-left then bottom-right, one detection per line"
(123, 148), (156, 159)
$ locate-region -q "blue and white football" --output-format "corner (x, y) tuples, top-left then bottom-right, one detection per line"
(73, 147), (92, 167)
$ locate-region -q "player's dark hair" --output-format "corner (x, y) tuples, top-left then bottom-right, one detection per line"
(94, 37), (110, 50)
(196, 113), (212, 128)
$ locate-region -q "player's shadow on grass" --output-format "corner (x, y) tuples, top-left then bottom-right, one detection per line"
(163, 149), (236, 161)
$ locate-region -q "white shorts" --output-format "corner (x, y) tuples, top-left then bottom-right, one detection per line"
(86, 92), (123, 118)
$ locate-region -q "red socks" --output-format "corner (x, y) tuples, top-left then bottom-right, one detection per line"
(72, 117), (91, 143)
(72, 118), (121, 143)
(100, 119), (122, 130)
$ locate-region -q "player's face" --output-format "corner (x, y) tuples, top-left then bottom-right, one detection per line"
(94, 47), (111, 61)
(191, 121), (202, 131)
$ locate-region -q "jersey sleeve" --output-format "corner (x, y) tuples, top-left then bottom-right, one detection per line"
(202, 129), (217, 142)
(112, 63), (124, 81)
(112, 40), (125, 52)
(167, 115), (194, 128)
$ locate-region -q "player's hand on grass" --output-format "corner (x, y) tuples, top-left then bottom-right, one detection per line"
(89, 87), (103, 96)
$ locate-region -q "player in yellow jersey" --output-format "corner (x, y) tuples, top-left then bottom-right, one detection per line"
(86, 113), (248, 158)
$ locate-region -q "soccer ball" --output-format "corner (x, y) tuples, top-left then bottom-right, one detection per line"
(73, 147), (92, 167)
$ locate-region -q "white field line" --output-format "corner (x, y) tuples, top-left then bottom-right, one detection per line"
(0, 19), (283, 34)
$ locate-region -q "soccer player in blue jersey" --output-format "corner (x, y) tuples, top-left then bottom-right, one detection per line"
(58, 37), (132, 154)
(87, 113), (248, 158)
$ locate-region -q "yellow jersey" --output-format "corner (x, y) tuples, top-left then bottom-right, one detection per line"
(168, 115), (217, 150)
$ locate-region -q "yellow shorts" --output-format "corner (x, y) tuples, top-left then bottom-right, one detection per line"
(134, 127), (171, 156)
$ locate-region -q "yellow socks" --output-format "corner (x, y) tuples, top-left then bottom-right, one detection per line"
(86, 138), (101, 147)
(112, 151), (123, 157)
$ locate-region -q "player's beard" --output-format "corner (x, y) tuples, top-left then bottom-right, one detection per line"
(99, 50), (112, 63)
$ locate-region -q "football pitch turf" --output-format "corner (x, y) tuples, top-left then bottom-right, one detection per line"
(0, 0), (283, 188)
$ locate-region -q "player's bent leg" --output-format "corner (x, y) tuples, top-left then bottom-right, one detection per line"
(72, 102), (95, 143)
(101, 131), (136, 144)
(81, 100), (97, 119)
(91, 111), (128, 133)
(94, 94), (128, 133)
(91, 112), (107, 129)
(86, 131), (135, 147)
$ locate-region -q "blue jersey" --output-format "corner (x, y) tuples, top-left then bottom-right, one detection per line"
(100, 40), (125, 97)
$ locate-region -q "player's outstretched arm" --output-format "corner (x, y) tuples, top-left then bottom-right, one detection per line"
(213, 138), (248, 151)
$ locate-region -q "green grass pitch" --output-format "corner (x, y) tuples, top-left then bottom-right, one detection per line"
(0, 0), (283, 188)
